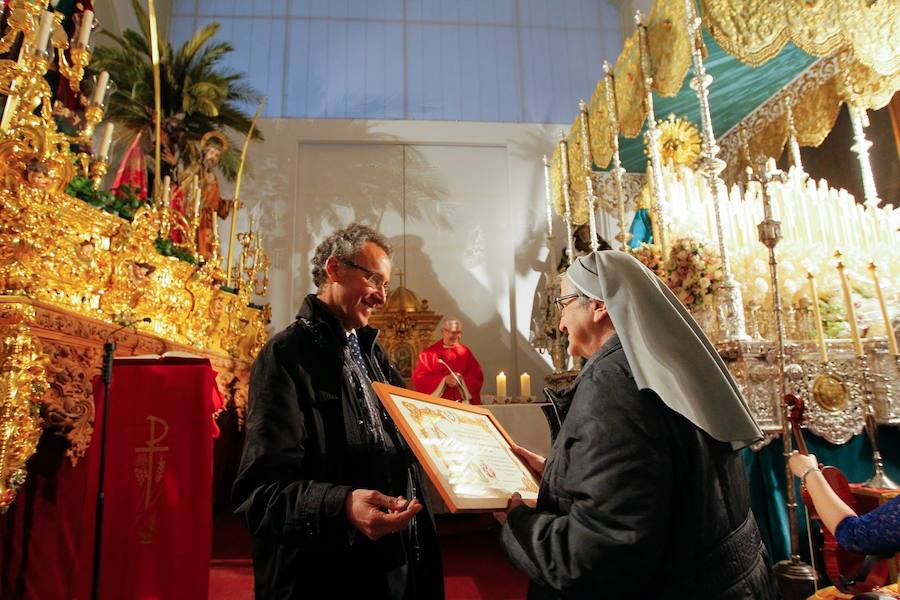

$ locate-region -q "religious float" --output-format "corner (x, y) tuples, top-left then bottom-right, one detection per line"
(0, 0), (271, 512)
(530, 1), (899, 598)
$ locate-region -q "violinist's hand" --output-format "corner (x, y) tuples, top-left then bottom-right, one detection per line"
(789, 452), (818, 478)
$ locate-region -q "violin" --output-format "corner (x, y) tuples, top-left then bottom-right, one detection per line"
(785, 393), (891, 594)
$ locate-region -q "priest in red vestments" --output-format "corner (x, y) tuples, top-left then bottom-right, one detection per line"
(413, 319), (484, 404)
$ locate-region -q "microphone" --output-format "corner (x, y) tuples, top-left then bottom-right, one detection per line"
(103, 317), (151, 383)
(105, 316), (152, 342)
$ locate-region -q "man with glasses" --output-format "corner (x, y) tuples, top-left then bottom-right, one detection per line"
(412, 319), (484, 404)
(233, 223), (443, 599)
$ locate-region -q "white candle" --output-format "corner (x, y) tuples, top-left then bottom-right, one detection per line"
(77, 10), (94, 47)
(496, 372), (507, 398)
(98, 122), (114, 158)
(92, 70), (109, 106)
(36, 11), (54, 53)
(162, 175), (171, 205)
(520, 373), (531, 398)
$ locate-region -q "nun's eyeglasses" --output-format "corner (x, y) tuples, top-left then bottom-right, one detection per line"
(554, 293), (583, 311)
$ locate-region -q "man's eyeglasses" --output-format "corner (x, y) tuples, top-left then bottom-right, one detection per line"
(554, 293), (583, 311)
(341, 258), (390, 292)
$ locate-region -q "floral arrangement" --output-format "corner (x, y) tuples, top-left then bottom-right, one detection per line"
(632, 243), (666, 279)
(664, 237), (724, 310)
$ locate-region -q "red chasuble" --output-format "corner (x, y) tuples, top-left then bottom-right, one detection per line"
(412, 340), (484, 405)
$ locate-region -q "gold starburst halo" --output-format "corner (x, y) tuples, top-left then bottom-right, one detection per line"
(645, 114), (702, 169)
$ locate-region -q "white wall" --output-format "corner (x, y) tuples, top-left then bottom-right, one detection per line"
(222, 118), (580, 394)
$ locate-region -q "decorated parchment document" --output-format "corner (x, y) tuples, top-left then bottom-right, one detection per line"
(372, 382), (539, 512)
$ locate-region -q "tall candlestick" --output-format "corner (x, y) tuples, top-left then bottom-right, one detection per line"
(77, 10), (94, 47)
(98, 122), (114, 159)
(806, 273), (828, 363)
(496, 372), (507, 398)
(543, 155), (553, 239)
(520, 373), (531, 398)
(834, 251), (863, 357)
(868, 262), (899, 358)
(91, 70), (109, 106)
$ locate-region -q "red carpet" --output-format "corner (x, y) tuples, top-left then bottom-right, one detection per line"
(209, 512), (528, 599)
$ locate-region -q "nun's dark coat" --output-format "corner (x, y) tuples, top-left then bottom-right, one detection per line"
(501, 335), (777, 599)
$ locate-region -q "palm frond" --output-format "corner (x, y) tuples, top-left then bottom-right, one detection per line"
(93, 0), (262, 183)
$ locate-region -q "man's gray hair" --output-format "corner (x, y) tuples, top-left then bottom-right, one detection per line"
(311, 223), (392, 289)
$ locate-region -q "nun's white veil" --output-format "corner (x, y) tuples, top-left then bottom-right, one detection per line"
(566, 250), (762, 449)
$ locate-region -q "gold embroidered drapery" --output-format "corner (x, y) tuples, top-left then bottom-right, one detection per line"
(547, 0), (900, 219)
(702, 0), (899, 77)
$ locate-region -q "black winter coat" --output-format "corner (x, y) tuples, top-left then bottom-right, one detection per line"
(232, 295), (444, 599)
(501, 336), (778, 599)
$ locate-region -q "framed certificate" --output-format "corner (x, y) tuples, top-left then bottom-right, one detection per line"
(372, 382), (540, 512)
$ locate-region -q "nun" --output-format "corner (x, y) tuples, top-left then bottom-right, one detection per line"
(497, 251), (777, 599)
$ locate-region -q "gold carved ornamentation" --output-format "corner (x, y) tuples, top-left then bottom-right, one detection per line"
(0, 320), (47, 510)
(369, 286), (442, 384)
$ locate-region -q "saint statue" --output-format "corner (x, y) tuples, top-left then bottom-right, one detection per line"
(182, 131), (232, 260)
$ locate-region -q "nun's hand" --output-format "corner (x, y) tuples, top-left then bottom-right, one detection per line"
(493, 493), (524, 525)
(512, 445), (546, 477)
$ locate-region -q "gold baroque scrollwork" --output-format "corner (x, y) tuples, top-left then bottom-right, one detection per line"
(0, 324), (47, 511)
(40, 341), (102, 463)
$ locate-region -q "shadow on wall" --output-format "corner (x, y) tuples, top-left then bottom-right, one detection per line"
(291, 122), (451, 308)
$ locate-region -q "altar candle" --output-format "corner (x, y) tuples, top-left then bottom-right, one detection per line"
(98, 122), (113, 158)
(91, 70), (109, 106)
(35, 11), (54, 53)
(77, 10), (94, 47)
(868, 262), (899, 357)
(835, 251), (864, 357)
(496, 372), (507, 398)
(520, 373), (531, 398)
(806, 273), (828, 363)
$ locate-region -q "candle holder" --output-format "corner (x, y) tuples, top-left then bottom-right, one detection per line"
(558, 134), (576, 266)
(577, 99), (600, 251)
(88, 158), (108, 189)
(636, 11), (668, 258)
(683, 0), (748, 342)
(56, 38), (92, 93)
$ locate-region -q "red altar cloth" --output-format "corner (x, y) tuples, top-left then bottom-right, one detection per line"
(0, 357), (222, 600)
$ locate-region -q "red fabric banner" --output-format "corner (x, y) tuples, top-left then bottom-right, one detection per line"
(0, 357), (222, 600)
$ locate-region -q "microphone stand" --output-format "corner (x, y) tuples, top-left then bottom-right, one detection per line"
(91, 317), (151, 600)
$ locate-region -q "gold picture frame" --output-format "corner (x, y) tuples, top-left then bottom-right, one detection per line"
(372, 382), (540, 512)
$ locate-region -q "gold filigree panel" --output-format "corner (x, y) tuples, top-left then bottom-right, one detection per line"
(702, 0), (899, 77)
(0, 322), (46, 511)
